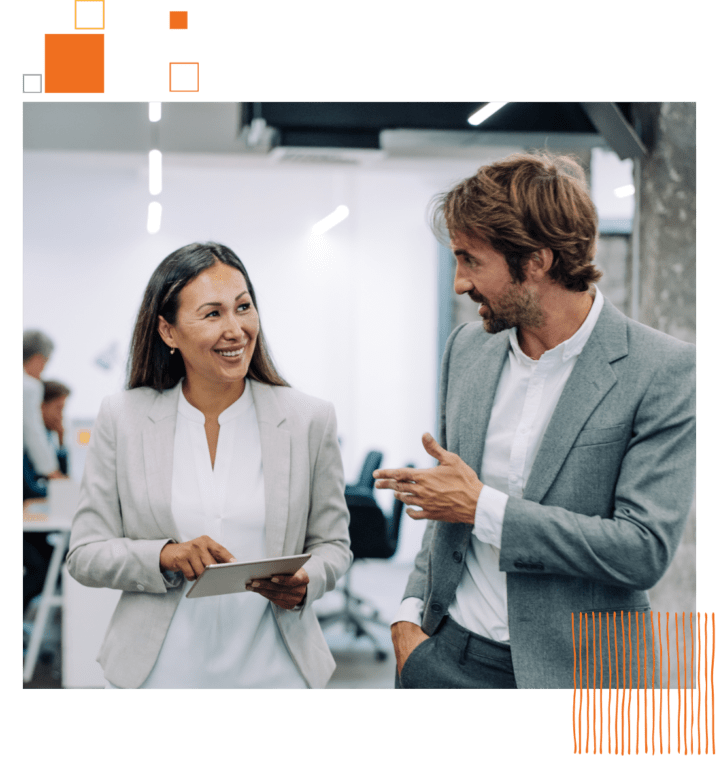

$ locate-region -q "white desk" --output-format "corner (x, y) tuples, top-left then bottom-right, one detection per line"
(23, 479), (120, 687)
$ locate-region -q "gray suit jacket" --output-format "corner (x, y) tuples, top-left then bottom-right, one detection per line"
(404, 297), (696, 688)
(67, 378), (352, 689)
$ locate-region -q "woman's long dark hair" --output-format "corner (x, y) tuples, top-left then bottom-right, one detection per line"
(126, 242), (289, 391)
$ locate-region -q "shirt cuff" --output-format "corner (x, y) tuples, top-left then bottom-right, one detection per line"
(159, 539), (183, 589)
(473, 485), (509, 548)
(391, 597), (424, 627)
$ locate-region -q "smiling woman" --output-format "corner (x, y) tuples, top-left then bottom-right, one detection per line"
(65, 242), (351, 689)
(127, 242), (288, 393)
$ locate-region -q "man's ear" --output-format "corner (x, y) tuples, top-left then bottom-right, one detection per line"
(526, 247), (554, 281)
(157, 315), (173, 348)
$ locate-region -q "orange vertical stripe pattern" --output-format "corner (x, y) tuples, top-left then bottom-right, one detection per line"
(570, 612), (715, 757)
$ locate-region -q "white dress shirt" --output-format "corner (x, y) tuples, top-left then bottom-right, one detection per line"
(109, 380), (306, 688)
(393, 288), (604, 642)
(23, 371), (59, 476)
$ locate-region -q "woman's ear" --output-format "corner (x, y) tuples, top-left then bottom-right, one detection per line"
(157, 316), (174, 348)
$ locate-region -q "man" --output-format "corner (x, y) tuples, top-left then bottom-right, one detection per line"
(24, 380), (71, 499)
(374, 152), (695, 688)
(23, 330), (65, 482)
(24, 379), (72, 611)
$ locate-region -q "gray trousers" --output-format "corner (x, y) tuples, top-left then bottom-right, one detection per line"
(396, 616), (517, 689)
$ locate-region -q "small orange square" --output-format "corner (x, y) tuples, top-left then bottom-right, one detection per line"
(170, 11), (188, 29)
(170, 61), (200, 93)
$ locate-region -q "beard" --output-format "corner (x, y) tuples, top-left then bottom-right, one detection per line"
(470, 282), (544, 334)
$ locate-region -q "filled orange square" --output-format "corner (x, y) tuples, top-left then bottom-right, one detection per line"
(45, 34), (104, 93)
(170, 61), (200, 93)
(170, 11), (188, 29)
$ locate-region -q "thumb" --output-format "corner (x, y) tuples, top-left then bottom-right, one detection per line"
(421, 432), (448, 463)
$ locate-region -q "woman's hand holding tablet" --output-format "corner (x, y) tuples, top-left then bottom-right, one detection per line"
(160, 535), (237, 581)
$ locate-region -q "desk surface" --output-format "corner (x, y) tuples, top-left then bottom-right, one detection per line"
(22, 480), (77, 533)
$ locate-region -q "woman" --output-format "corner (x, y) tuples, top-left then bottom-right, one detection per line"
(67, 242), (351, 688)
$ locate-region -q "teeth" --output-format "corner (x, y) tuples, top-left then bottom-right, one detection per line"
(217, 349), (244, 357)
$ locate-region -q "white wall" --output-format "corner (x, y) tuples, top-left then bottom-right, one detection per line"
(24, 150), (476, 560)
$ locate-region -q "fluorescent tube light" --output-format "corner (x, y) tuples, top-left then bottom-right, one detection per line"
(147, 202), (162, 234)
(149, 102), (162, 122)
(614, 184), (635, 198)
(311, 205), (349, 235)
(149, 150), (162, 195)
(467, 102), (509, 126)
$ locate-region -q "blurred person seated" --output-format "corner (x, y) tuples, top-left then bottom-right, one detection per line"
(23, 330), (65, 482)
(23, 380), (71, 612)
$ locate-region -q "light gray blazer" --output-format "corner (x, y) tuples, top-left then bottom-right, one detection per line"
(404, 297), (696, 688)
(66, 378), (352, 689)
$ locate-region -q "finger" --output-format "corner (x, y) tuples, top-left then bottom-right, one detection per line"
(421, 432), (449, 463)
(250, 586), (302, 609)
(404, 505), (429, 520)
(209, 542), (237, 564)
(271, 569), (309, 587)
(373, 468), (420, 481)
(189, 552), (210, 579)
(179, 561), (197, 581)
(249, 579), (304, 596)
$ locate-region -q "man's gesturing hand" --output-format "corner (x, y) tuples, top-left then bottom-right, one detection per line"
(373, 432), (483, 525)
(160, 535), (236, 581)
(247, 567), (309, 610)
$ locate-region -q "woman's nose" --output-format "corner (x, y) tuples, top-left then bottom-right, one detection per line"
(224, 314), (248, 339)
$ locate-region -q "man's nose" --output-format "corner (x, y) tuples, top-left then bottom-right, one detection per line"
(454, 268), (473, 295)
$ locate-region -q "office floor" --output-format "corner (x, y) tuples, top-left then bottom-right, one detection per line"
(23, 559), (412, 689)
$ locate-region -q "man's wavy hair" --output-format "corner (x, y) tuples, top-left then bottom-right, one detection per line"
(431, 152), (602, 292)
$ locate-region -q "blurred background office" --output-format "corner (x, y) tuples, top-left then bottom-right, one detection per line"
(23, 102), (695, 688)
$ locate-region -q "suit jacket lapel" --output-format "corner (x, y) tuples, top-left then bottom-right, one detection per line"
(457, 332), (510, 473)
(523, 299), (629, 502)
(250, 379), (291, 558)
(143, 382), (182, 541)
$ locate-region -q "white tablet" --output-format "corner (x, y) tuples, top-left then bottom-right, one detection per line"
(185, 554), (311, 599)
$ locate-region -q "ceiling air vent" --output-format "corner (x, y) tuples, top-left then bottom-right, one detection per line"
(269, 147), (385, 165)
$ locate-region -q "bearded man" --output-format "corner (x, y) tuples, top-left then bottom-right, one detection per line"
(374, 152), (695, 688)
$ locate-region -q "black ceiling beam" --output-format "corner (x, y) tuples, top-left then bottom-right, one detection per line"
(581, 103), (647, 159)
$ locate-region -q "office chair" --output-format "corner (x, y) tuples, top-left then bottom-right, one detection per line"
(344, 450), (383, 497)
(319, 465), (414, 661)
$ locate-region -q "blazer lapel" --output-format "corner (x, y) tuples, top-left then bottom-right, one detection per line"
(143, 383), (182, 541)
(457, 332), (510, 473)
(523, 299), (629, 502)
(250, 379), (291, 558)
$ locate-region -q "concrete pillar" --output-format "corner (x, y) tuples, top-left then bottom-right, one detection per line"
(633, 103), (696, 639)
(636, 102), (696, 343)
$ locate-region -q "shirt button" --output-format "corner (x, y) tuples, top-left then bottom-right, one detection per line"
(137, 584), (145, 591)
(452, 551), (463, 563)
(431, 602), (442, 612)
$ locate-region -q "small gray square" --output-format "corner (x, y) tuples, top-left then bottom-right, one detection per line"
(24, 75), (42, 93)
(22, 72), (42, 93)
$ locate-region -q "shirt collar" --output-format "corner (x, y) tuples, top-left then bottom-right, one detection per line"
(177, 377), (254, 424)
(508, 286), (604, 364)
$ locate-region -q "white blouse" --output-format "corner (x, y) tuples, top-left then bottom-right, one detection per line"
(113, 380), (307, 688)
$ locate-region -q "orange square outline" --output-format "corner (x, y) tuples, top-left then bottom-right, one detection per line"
(169, 11), (188, 30)
(169, 62), (199, 92)
(75, 0), (105, 31)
